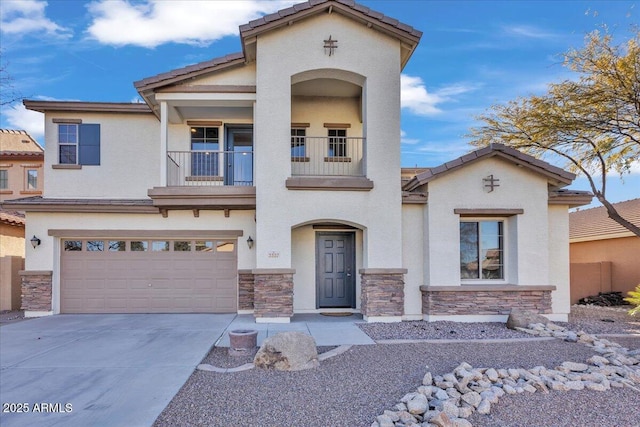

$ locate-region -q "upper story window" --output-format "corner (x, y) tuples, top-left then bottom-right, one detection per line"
(460, 220), (504, 280)
(328, 129), (347, 157)
(57, 123), (101, 166)
(191, 126), (219, 176)
(26, 169), (38, 190)
(291, 128), (306, 158)
(0, 170), (8, 189)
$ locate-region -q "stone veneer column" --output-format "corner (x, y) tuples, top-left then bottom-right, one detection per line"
(359, 268), (407, 321)
(252, 268), (295, 323)
(238, 270), (255, 311)
(420, 285), (556, 317)
(20, 270), (53, 315)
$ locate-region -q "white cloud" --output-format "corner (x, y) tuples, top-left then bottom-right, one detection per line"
(86, 0), (298, 48)
(400, 130), (420, 145)
(401, 74), (477, 117)
(3, 104), (44, 141)
(502, 25), (557, 39)
(0, 0), (71, 37)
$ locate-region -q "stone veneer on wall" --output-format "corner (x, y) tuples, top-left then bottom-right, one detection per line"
(360, 269), (407, 318)
(238, 270), (255, 310)
(20, 270), (53, 311)
(252, 269), (295, 319)
(420, 285), (555, 316)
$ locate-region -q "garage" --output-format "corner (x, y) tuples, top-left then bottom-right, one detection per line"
(60, 238), (238, 313)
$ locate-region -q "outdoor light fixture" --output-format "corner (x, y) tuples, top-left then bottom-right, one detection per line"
(30, 235), (41, 249)
(247, 236), (254, 249)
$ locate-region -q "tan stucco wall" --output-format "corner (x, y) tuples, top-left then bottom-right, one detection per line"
(0, 159), (44, 202)
(254, 12), (404, 270)
(0, 223), (25, 257)
(423, 157), (550, 287)
(42, 112), (159, 198)
(570, 236), (640, 297)
(195, 62), (256, 86)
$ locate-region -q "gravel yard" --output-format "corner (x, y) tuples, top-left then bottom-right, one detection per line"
(154, 306), (640, 427)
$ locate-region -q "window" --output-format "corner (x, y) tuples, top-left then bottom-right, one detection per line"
(27, 169), (38, 190)
(131, 241), (148, 252)
(328, 129), (346, 157)
(108, 241), (126, 251)
(195, 241), (214, 252)
(216, 241), (235, 252)
(64, 240), (82, 251)
(291, 128), (306, 158)
(86, 241), (104, 251)
(0, 170), (7, 189)
(191, 126), (219, 176)
(152, 241), (169, 252)
(58, 123), (101, 165)
(460, 221), (504, 280)
(174, 241), (191, 252)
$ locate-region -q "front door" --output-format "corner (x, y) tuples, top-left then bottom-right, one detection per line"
(316, 232), (355, 308)
(225, 126), (253, 186)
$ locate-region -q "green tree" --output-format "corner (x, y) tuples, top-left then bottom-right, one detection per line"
(469, 28), (640, 237)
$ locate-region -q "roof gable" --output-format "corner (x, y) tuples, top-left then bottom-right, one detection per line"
(0, 129), (43, 154)
(240, 0), (421, 66)
(403, 143), (576, 192)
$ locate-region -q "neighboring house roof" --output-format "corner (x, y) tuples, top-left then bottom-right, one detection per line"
(23, 101), (152, 114)
(403, 143), (577, 191)
(0, 129), (44, 156)
(134, 0), (422, 94)
(0, 208), (25, 227)
(570, 198), (640, 242)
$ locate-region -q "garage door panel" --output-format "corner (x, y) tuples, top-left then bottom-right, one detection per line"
(61, 238), (238, 313)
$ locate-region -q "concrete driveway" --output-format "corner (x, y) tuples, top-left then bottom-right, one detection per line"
(0, 314), (235, 427)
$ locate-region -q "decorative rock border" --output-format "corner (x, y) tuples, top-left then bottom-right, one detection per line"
(196, 345), (353, 373)
(372, 323), (640, 427)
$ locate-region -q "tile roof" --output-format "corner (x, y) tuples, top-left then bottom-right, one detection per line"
(239, 0), (422, 39)
(0, 129), (43, 153)
(403, 143), (576, 192)
(133, 53), (246, 92)
(570, 198), (640, 241)
(0, 208), (25, 227)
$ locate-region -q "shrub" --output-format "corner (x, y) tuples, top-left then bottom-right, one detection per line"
(625, 285), (640, 316)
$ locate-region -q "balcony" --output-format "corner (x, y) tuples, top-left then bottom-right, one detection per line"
(287, 136), (373, 191)
(167, 150), (253, 186)
(148, 150), (255, 212)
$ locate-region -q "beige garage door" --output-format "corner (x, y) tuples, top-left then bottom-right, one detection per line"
(60, 239), (237, 313)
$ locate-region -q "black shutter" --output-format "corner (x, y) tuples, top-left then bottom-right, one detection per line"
(79, 124), (100, 165)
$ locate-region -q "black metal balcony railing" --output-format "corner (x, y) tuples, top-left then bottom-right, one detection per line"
(167, 150), (253, 186)
(291, 137), (365, 176)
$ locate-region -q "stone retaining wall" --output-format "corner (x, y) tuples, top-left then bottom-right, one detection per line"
(238, 270), (254, 310)
(253, 269), (295, 319)
(20, 270), (52, 311)
(360, 269), (407, 318)
(421, 285), (554, 316)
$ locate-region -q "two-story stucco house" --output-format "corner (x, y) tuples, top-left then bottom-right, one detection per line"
(4, 0), (591, 322)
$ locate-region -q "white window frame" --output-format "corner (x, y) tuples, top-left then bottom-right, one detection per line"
(58, 124), (79, 165)
(460, 218), (508, 284)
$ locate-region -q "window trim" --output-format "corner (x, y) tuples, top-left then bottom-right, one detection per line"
(0, 169), (8, 190)
(460, 218), (506, 283)
(58, 123), (79, 165)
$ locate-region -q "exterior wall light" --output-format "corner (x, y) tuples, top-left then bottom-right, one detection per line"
(247, 236), (254, 249)
(30, 235), (41, 248)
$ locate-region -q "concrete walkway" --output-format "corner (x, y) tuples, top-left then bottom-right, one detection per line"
(0, 314), (235, 427)
(215, 313), (375, 347)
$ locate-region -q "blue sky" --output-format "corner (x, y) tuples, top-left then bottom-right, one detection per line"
(1, 0), (638, 206)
